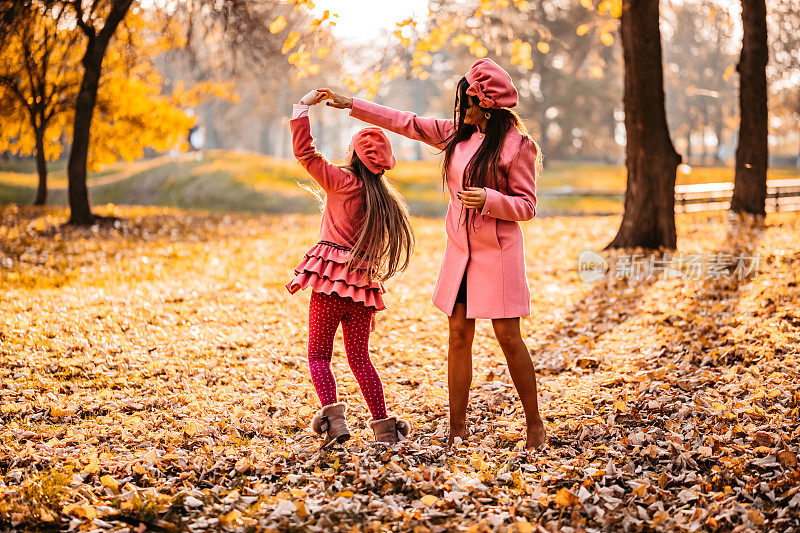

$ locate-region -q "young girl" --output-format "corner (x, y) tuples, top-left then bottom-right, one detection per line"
(286, 89), (413, 445)
(320, 58), (547, 449)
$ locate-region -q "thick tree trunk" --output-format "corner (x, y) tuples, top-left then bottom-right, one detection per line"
(730, 0), (768, 216)
(33, 125), (48, 206)
(66, 0), (133, 225)
(607, 0), (681, 249)
(67, 46), (103, 224)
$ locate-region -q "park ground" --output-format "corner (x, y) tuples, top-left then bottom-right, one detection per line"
(0, 202), (799, 531)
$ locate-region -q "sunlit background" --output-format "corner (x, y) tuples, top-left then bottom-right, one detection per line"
(1, 0), (798, 215)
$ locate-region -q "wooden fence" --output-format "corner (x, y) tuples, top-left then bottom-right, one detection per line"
(675, 179), (800, 213)
(538, 179), (800, 214)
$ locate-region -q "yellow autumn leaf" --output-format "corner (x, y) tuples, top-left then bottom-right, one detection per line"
(554, 487), (578, 506)
(220, 509), (242, 523)
(82, 460), (100, 474)
(601, 32), (615, 46)
(515, 521), (534, 533)
(49, 405), (70, 418)
(420, 494), (439, 506)
(62, 503), (98, 520)
(577, 24), (590, 36)
(580, 0), (593, 9)
(469, 42), (488, 58)
(316, 47), (329, 58)
(269, 15), (287, 34)
(282, 31), (301, 54)
(183, 421), (200, 437)
(723, 64), (735, 81)
(452, 33), (476, 46)
(748, 510), (765, 526)
(537, 41), (550, 54)
(100, 474), (119, 492)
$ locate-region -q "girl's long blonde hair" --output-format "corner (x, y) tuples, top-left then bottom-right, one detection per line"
(340, 154), (414, 283)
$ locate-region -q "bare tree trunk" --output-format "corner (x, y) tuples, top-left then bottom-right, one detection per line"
(730, 0), (768, 216)
(700, 104), (709, 165)
(67, 0), (133, 225)
(34, 124), (48, 206)
(67, 46), (103, 224)
(714, 103), (724, 164)
(607, 0), (681, 249)
(686, 127), (693, 165)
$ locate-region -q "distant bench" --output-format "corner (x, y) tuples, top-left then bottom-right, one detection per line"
(675, 179), (800, 213)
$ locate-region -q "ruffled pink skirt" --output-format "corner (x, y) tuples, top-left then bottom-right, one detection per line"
(286, 241), (386, 311)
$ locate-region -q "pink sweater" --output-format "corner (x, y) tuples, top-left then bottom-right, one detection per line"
(285, 113), (386, 310)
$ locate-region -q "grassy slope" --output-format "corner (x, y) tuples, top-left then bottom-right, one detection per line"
(2, 151), (799, 216)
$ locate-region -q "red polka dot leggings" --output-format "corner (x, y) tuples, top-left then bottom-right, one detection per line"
(307, 291), (387, 420)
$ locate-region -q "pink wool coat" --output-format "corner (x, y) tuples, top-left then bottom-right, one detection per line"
(350, 98), (538, 319)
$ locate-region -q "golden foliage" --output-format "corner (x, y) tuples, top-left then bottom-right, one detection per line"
(0, 13), (82, 162)
(282, 31), (301, 54)
(510, 39), (533, 70)
(0, 206), (798, 530)
(598, 0), (623, 18)
(269, 15), (287, 34)
(0, 11), (229, 172)
(469, 42), (489, 58)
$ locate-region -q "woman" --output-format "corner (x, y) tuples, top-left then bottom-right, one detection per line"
(319, 58), (545, 448)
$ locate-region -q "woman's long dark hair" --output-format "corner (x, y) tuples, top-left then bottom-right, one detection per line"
(339, 154), (414, 283)
(441, 76), (542, 230)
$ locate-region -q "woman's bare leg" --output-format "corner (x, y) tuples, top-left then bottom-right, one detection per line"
(491, 317), (546, 448)
(447, 303), (475, 445)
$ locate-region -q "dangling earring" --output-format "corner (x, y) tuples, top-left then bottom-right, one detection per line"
(484, 112), (491, 120)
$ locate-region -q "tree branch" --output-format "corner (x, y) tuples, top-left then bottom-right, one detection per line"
(72, 0), (96, 38)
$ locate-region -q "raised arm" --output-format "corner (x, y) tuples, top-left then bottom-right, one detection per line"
(479, 138), (539, 221)
(319, 88), (453, 148)
(350, 99), (453, 148)
(289, 91), (354, 192)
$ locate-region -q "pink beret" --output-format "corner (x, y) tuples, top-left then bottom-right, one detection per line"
(465, 58), (518, 109)
(352, 127), (396, 175)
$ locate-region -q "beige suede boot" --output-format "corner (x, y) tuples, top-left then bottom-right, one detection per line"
(369, 416), (412, 444)
(311, 402), (350, 443)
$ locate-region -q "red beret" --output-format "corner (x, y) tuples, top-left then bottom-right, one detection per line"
(352, 127), (396, 175)
(465, 58), (518, 109)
